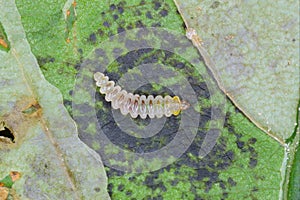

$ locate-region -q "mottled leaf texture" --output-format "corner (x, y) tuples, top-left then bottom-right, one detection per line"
(174, 0), (299, 143)
(0, 0), (110, 199)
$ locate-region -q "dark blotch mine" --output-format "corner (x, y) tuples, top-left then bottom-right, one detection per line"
(135, 20), (145, 28)
(37, 56), (55, 66)
(118, 6), (124, 14)
(188, 79), (210, 99)
(82, 45), (234, 197)
(195, 168), (210, 180)
(144, 175), (155, 187)
(74, 62), (81, 70)
(153, 1), (161, 10)
(227, 177), (237, 186)
(126, 190), (132, 196)
(219, 181), (226, 190)
(113, 14), (119, 20)
(103, 21), (110, 28)
(205, 180), (213, 192)
(117, 184), (125, 192)
(110, 4), (116, 10)
(159, 9), (168, 17)
(97, 29), (104, 36)
(249, 157), (258, 168)
(88, 33), (97, 43)
(146, 11), (153, 19)
(151, 22), (161, 27)
(224, 112), (259, 170)
(117, 27), (125, 33)
(225, 150), (234, 161)
(172, 61), (186, 69)
(248, 137), (257, 144)
(236, 140), (245, 149)
(224, 112), (234, 133)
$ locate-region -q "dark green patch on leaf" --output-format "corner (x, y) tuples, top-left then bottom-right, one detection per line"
(0, 171), (21, 188)
(106, 103), (283, 199)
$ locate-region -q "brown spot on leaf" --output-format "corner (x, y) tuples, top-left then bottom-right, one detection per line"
(0, 187), (9, 200)
(0, 96), (41, 149)
(21, 100), (41, 117)
(10, 171), (21, 182)
(0, 38), (8, 49)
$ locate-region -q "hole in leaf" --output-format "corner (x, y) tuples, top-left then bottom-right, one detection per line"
(0, 126), (15, 143)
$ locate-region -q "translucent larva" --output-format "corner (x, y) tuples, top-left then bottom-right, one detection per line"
(94, 72), (190, 119)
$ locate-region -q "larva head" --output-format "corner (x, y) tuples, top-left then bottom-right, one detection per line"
(172, 96), (190, 116)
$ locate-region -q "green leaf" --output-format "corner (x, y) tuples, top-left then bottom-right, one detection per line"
(10, 0), (291, 199)
(174, 0), (299, 143)
(0, 0), (109, 199)
(107, 102), (284, 199)
(288, 135), (300, 199)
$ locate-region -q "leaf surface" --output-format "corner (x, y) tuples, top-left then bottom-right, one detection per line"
(0, 0), (109, 199)
(11, 0), (290, 199)
(174, 0), (299, 143)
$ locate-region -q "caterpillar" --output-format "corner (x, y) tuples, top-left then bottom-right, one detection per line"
(94, 72), (190, 119)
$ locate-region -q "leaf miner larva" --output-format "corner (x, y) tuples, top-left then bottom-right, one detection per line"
(94, 72), (190, 119)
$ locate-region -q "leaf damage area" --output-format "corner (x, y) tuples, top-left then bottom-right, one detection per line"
(0, 96), (41, 148)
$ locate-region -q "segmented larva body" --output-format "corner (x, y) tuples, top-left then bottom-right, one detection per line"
(94, 72), (190, 119)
